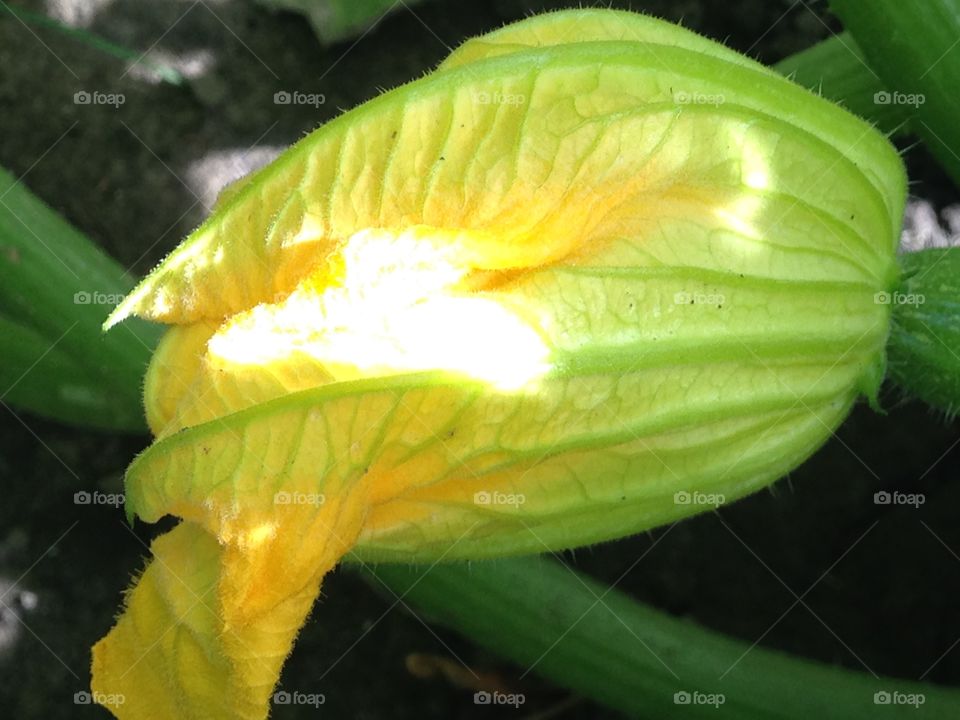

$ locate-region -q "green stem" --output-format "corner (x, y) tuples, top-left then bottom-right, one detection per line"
(887, 248), (960, 416)
(367, 558), (958, 718)
(830, 0), (960, 186)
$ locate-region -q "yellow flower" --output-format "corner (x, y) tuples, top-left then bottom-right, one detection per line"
(92, 9), (905, 718)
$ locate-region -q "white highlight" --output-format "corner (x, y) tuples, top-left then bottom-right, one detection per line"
(44, 0), (115, 28)
(209, 227), (552, 392)
(125, 48), (217, 85)
(185, 147), (285, 212)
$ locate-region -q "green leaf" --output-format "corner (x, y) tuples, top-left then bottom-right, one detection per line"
(0, 167), (161, 430)
(773, 32), (909, 136)
(830, 0), (960, 186)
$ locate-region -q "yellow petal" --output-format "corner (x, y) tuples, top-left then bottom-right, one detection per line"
(93, 497), (367, 719)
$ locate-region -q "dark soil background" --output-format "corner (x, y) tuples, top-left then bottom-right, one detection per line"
(0, 0), (958, 718)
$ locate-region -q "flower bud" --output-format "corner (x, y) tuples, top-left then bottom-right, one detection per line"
(93, 9), (906, 719)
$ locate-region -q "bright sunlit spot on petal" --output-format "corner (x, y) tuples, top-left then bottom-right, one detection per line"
(711, 127), (773, 245)
(741, 126), (773, 191)
(744, 168), (768, 190)
(243, 522), (277, 548)
(742, 145), (770, 191)
(714, 193), (765, 240)
(150, 290), (172, 319)
(286, 212), (327, 248)
(208, 227), (552, 391)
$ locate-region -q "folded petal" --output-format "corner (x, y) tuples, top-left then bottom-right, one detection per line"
(93, 496), (367, 719)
